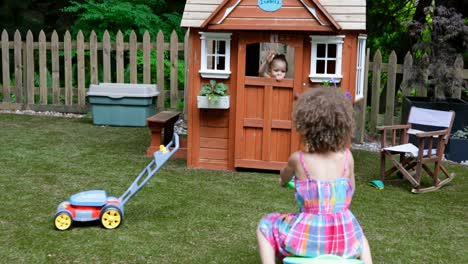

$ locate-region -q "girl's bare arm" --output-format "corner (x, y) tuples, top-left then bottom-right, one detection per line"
(279, 152), (297, 186)
(259, 61), (270, 77)
(348, 154), (356, 191)
(258, 52), (275, 77)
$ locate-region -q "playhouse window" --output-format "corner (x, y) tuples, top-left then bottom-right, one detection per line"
(355, 35), (367, 101)
(199, 32), (231, 79)
(309, 35), (344, 83)
(245, 42), (294, 78)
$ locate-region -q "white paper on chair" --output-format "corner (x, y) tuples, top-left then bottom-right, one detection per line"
(384, 143), (437, 157)
(384, 143), (419, 154)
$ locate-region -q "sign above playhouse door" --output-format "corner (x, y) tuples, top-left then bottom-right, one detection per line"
(258, 0), (282, 12)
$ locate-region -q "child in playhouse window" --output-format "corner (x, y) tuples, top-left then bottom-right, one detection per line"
(256, 87), (373, 264)
(258, 50), (288, 81)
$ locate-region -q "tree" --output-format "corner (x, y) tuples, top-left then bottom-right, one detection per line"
(366, 0), (467, 62)
(0, 0), (75, 37)
(414, 0), (468, 20)
(407, 5), (467, 100)
(62, 0), (184, 40)
(366, 0), (416, 61)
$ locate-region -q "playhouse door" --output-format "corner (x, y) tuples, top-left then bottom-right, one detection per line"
(234, 34), (303, 170)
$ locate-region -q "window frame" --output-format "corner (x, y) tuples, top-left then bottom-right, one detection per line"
(309, 35), (345, 83)
(199, 32), (232, 79)
(355, 35), (367, 102)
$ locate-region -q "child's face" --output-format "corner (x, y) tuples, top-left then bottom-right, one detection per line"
(270, 60), (287, 81)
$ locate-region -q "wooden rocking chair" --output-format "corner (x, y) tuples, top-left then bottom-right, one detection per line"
(377, 107), (455, 193)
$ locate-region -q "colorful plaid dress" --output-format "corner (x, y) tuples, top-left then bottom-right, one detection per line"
(258, 150), (364, 258)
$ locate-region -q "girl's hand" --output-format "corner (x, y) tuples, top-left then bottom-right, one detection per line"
(266, 51), (276, 63)
(279, 177), (285, 187)
(279, 166), (293, 187)
(279, 177), (290, 187)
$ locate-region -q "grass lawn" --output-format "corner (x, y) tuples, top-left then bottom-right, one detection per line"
(0, 113), (467, 263)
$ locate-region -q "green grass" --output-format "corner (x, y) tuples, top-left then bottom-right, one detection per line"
(0, 113), (467, 263)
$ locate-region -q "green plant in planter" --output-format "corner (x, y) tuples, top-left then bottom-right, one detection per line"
(462, 89), (468, 102)
(447, 125), (468, 163)
(452, 126), (468, 139)
(199, 80), (228, 102)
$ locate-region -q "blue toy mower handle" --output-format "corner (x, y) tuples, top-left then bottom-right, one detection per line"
(119, 133), (179, 206)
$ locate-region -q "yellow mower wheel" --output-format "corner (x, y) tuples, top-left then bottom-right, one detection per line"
(100, 206), (122, 229)
(54, 212), (73, 231)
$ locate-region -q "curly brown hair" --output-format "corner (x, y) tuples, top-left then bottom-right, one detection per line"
(293, 87), (354, 153)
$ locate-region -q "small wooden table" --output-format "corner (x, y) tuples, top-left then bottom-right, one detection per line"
(146, 111), (180, 156)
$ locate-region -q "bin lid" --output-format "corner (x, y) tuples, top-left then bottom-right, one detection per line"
(87, 83), (159, 98)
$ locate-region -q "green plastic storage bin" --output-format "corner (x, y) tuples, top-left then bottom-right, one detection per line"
(87, 83), (159, 127)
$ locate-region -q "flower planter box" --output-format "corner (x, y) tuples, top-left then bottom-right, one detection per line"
(197, 96), (230, 109)
(446, 137), (468, 163)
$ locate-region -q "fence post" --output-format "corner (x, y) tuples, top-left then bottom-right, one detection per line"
(64, 31), (72, 105)
(1, 30), (10, 103)
(401, 52), (413, 97)
(369, 50), (382, 134)
(129, 31), (137, 83)
(39, 30), (47, 105)
(183, 29), (190, 121)
(14, 30), (22, 104)
(419, 53), (429, 97)
(170, 30), (178, 109)
(51, 31), (60, 104)
(77, 31), (86, 105)
(90, 31), (98, 85)
(384, 51), (397, 125)
(143, 31), (151, 84)
(156, 30), (165, 109)
(453, 54), (463, 99)
(116, 31), (124, 83)
(26, 30), (34, 106)
(103, 30), (111, 83)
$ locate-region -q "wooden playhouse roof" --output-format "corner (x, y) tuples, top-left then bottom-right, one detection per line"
(181, 0), (366, 31)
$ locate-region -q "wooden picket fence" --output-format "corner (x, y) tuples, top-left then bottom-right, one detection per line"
(0, 29), (189, 118)
(1, 30), (467, 141)
(353, 49), (467, 143)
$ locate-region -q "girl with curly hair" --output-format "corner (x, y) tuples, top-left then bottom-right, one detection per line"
(256, 87), (373, 264)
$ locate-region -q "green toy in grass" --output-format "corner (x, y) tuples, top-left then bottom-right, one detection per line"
(286, 178), (295, 189)
(368, 180), (384, 189)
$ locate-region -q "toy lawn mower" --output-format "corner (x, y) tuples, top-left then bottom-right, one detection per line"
(54, 133), (179, 231)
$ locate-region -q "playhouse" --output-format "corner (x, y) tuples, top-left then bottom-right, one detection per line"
(181, 0), (367, 170)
